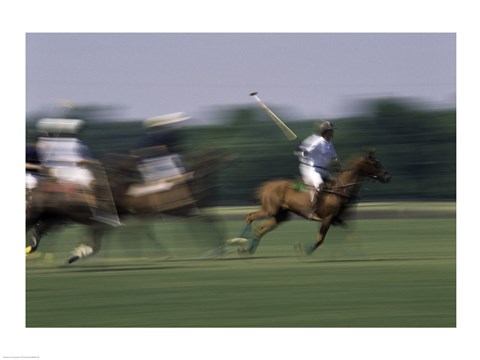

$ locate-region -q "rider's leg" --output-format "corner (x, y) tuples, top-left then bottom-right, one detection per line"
(308, 170), (323, 220)
(299, 164), (322, 219)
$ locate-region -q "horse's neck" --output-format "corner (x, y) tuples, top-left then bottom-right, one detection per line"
(333, 170), (362, 197)
(336, 169), (360, 185)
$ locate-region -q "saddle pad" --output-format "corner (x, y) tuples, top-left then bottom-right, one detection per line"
(290, 180), (310, 192)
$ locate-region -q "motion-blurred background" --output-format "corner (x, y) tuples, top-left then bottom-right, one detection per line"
(26, 99), (455, 203)
(26, 33), (456, 204)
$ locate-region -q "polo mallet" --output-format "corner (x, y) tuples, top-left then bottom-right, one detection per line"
(249, 92), (298, 141)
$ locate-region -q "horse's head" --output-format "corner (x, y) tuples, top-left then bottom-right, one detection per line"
(352, 150), (391, 183)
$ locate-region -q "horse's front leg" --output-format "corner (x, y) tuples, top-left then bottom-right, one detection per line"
(26, 220), (53, 255)
(68, 223), (106, 264)
(305, 215), (333, 255)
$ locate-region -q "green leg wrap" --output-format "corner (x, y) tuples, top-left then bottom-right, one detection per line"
(246, 238), (259, 254)
(240, 224), (253, 239)
(306, 243), (317, 255)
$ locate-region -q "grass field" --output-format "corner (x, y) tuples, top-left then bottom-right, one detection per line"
(26, 205), (455, 327)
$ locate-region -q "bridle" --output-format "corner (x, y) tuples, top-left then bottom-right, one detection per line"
(322, 157), (385, 199)
(322, 171), (362, 200)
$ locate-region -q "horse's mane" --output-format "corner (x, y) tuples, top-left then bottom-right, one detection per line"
(339, 149), (375, 171)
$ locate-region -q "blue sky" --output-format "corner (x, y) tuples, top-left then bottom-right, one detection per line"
(26, 33), (455, 123)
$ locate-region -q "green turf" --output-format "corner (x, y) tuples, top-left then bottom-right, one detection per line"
(26, 216), (455, 327)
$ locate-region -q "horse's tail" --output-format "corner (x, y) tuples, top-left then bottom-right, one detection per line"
(252, 182), (267, 203)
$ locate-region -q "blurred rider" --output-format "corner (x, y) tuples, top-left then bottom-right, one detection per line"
(133, 112), (190, 182)
(36, 119), (93, 184)
(35, 118), (120, 226)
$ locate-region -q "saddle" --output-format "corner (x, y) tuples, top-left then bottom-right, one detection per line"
(289, 179), (335, 195)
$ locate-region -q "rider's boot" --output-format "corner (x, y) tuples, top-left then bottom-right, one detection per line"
(307, 185), (323, 221)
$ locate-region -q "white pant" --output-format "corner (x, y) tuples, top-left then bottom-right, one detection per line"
(26, 173), (38, 190)
(299, 164), (329, 189)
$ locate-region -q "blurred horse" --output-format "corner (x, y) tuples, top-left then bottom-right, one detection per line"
(26, 160), (119, 263)
(101, 147), (233, 256)
(105, 147), (229, 213)
(26, 148), (232, 263)
(26, 168), (111, 264)
(236, 150), (391, 255)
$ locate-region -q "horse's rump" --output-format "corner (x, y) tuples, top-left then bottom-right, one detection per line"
(253, 179), (297, 215)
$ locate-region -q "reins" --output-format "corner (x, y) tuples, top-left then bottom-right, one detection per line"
(322, 167), (367, 200)
(331, 182), (362, 189)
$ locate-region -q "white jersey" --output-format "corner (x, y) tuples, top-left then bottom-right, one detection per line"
(36, 137), (90, 166)
(298, 134), (337, 169)
(36, 137), (94, 186)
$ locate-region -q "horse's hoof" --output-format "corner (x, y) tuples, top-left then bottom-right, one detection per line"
(237, 247), (252, 256)
(294, 242), (308, 257)
(226, 238), (249, 246)
(67, 255), (80, 264)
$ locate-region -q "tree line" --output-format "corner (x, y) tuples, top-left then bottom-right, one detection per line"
(26, 98), (456, 204)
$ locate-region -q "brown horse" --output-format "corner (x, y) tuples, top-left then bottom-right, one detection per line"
(236, 151), (391, 255)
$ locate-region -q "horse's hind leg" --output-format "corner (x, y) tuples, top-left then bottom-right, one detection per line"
(245, 186), (285, 223)
(245, 208), (270, 224)
(243, 210), (289, 254)
(241, 205), (277, 243)
(256, 210), (290, 239)
(237, 209), (269, 253)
